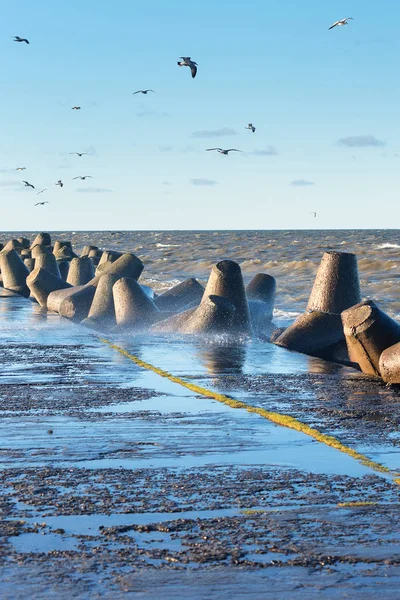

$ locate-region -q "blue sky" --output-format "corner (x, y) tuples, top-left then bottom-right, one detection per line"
(1, 0), (399, 230)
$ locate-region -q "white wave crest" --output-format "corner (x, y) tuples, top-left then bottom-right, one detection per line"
(376, 243), (400, 249)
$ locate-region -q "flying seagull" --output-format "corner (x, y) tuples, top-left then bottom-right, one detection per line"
(177, 57), (197, 79)
(72, 106), (81, 110)
(245, 124), (256, 133)
(37, 189), (47, 195)
(133, 89), (155, 95)
(69, 152), (89, 157)
(329, 17), (353, 30)
(23, 180), (35, 189)
(73, 175), (92, 180)
(35, 201), (49, 206)
(14, 36), (29, 44)
(15, 167), (26, 171)
(311, 212), (317, 218)
(206, 148), (242, 155)
(55, 180), (64, 187)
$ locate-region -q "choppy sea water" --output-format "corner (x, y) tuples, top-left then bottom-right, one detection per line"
(1, 229), (399, 320)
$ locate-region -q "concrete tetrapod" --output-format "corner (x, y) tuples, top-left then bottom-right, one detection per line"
(26, 267), (72, 307)
(246, 273), (276, 335)
(113, 277), (160, 330)
(96, 250), (122, 275)
(0, 249), (30, 297)
(154, 278), (204, 312)
(17, 237), (31, 249)
(48, 253), (144, 319)
(151, 307), (197, 333)
(274, 311), (346, 358)
(151, 295), (236, 335)
(2, 239), (23, 252)
(81, 244), (102, 257)
(379, 343), (400, 384)
(82, 273), (120, 330)
(53, 240), (73, 254)
(47, 284), (88, 314)
(89, 252), (144, 283)
(180, 295), (236, 334)
(341, 300), (400, 376)
(30, 233), (51, 249)
(58, 286), (97, 322)
(307, 251), (361, 313)
(274, 251), (361, 360)
(31, 244), (51, 259)
(34, 253), (61, 277)
(53, 246), (76, 261)
(246, 273), (276, 312)
(201, 260), (252, 335)
(67, 257), (95, 286)
(88, 251), (145, 322)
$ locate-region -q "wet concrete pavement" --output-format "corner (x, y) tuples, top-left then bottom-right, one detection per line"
(1, 291), (400, 598)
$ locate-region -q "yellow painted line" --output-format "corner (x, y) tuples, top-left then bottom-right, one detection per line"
(337, 502), (377, 508)
(100, 338), (399, 484)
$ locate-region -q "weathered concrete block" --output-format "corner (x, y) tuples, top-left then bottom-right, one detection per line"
(67, 257), (95, 286)
(59, 286), (97, 322)
(0, 248), (30, 297)
(307, 251), (361, 313)
(379, 343), (400, 384)
(27, 267), (72, 307)
(30, 232), (51, 249)
(154, 278), (204, 312)
(201, 260), (251, 335)
(342, 300), (400, 376)
(34, 253), (61, 278)
(113, 277), (159, 330)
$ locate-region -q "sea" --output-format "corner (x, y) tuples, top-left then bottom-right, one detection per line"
(1, 229), (399, 323)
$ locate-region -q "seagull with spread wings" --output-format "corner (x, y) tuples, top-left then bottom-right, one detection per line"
(329, 17), (353, 30)
(35, 201), (49, 206)
(206, 148), (242, 156)
(133, 89), (155, 95)
(15, 167), (26, 171)
(37, 189), (47, 195)
(23, 180), (35, 189)
(245, 124), (256, 133)
(55, 180), (64, 187)
(73, 175), (92, 180)
(177, 57), (197, 79)
(69, 152), (90, 157)
(14, 36), (29, 44)
(72, 106), (81, 110)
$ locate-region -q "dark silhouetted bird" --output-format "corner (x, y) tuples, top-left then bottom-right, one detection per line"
(14, 36), (29, 44)
(55, 180), (64, 187)
(15, 167), (26, 171)
(133, 90), (155, 95)
(206, 148), (242, 155)
(245, 124), (256, 133)
(177, 57), (197, 78)
(35, 201), (49, 206)
(73, 175), (92, 180)
(23, 180), (35, 188)
(69, 152), (89, 157)
(72, 106), (81, 110)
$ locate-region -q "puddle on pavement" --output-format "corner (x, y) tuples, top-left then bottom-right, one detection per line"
(11, 532), (79, 553)
(24, 509), (242, 536)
